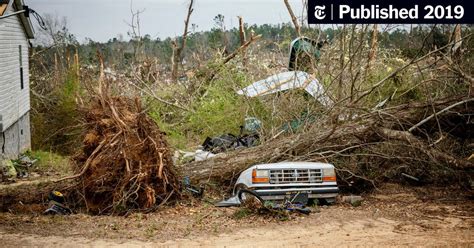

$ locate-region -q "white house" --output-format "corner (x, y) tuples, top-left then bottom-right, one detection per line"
(0, 0), (34, 159)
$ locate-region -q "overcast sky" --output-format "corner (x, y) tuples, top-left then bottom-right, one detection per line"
(28, 0), (305, 42)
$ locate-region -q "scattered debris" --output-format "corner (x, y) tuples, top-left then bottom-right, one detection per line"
(173, 149), (216, 163)
(12, 154), (38, 178)
(401, 173), (420, 182)
(216, 189), (312, 215)
(0, 154), (39, 181)
(0, 159), (17, 180)
(202, 119), (260, 154)
(269, 202), (311, 215)
(237, 71), (333, 107)
(243, 117), (262, 133)
(183, 96), (473, 189)
(215, 195), (241, 207)
(18, 154), (38, 167)
(194, 149), (216, 161)
(43, 191), (72, 215)
(202, 133), (259, 153)
(183, 176), (204, 198)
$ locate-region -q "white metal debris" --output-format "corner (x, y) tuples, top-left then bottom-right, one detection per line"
(236, 71), (333, 107)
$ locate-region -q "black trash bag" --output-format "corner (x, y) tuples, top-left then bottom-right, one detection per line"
(202, 133), (260, 153)
(202, 124), (261, 154)
(202, 134), (239, 153)
(238, 133), (259, 148)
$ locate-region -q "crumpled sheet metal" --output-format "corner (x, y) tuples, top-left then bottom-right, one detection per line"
(236, 71), (333, 107)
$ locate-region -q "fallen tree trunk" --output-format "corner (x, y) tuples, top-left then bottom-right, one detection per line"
(183, 96), (473, 187)
(376, 128), (473, 169)
(182, 122), (374, 183)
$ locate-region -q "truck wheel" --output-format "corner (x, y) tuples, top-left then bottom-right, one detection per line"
(238, 189), (265, 208)
(233, 184), (247, 195)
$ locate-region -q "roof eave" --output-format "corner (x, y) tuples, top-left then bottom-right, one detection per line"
(13, 0), (34, 39)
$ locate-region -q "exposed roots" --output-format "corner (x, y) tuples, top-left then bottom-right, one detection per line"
(69, 83), (181, 214)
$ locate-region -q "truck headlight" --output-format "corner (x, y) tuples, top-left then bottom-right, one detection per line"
(323, 168), (337, 182)
(252, 169), (269, 183)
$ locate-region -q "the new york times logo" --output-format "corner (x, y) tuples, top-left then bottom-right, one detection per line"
(314, 6), (326, 20)
(307, 0), (473, 24)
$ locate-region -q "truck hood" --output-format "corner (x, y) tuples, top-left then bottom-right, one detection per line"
(252, 161), (334, 170)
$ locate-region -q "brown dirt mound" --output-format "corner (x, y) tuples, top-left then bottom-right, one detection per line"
(70, 86), (180, 214)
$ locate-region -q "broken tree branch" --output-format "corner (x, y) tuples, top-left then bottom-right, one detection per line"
(367, 24), (378, 69)
(284, 0), (301, 36)
(377, 128), (473, 169)
(238, 16), (246, 45)
(408, 98), (474, 132)
(222, 34), (261, 64)
(128, 74), (192, 112)
(238, 16), (247, 66)
(353, 34), (473, 104)
(55, 137), (110, 182)
(171, 0), (194, 81)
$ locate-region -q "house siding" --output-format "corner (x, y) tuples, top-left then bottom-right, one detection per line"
(0, 112), (30, 159)
(0, 3), (31, 133)
(0, 2), (31, 159)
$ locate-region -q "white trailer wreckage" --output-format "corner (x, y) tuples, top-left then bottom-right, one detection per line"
(236, 70), (333, 107)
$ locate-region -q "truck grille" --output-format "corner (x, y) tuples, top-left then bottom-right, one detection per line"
(269, 169), (322, 184)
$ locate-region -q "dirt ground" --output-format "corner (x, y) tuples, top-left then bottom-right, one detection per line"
(0, 184), (473, 247)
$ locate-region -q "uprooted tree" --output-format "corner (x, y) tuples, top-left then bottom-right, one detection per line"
(58, 79), (181, 214)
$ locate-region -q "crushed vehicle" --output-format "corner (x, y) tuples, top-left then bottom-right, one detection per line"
(217, 161), (338, 207)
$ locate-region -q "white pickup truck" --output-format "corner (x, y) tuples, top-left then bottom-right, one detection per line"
(233, 161), (338, 204)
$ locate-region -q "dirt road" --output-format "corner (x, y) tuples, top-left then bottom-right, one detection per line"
(1, 185), (473, 247)
(1, 214), (472, 247)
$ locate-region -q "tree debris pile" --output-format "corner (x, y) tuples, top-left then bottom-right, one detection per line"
(71, 86), (180, 214)
(184, 96), (473, 192)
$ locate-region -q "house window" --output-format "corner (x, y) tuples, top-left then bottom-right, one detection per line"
(19, 45), (24, 89)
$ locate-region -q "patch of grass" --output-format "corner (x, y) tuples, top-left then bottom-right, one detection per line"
(31, 69), (82, 155)
(147, 65), (272, 150)
(148, 107), (190, 150)
(26, 150), (72, 175)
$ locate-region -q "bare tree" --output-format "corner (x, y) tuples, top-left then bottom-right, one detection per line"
(171, 0), (194, 81)
(338, 25), (346, 100)
(126, 1), (145, 60)
(367, 24), (378, 69)
(451, 24), (462, 58)
(238, 16), (247, 66)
